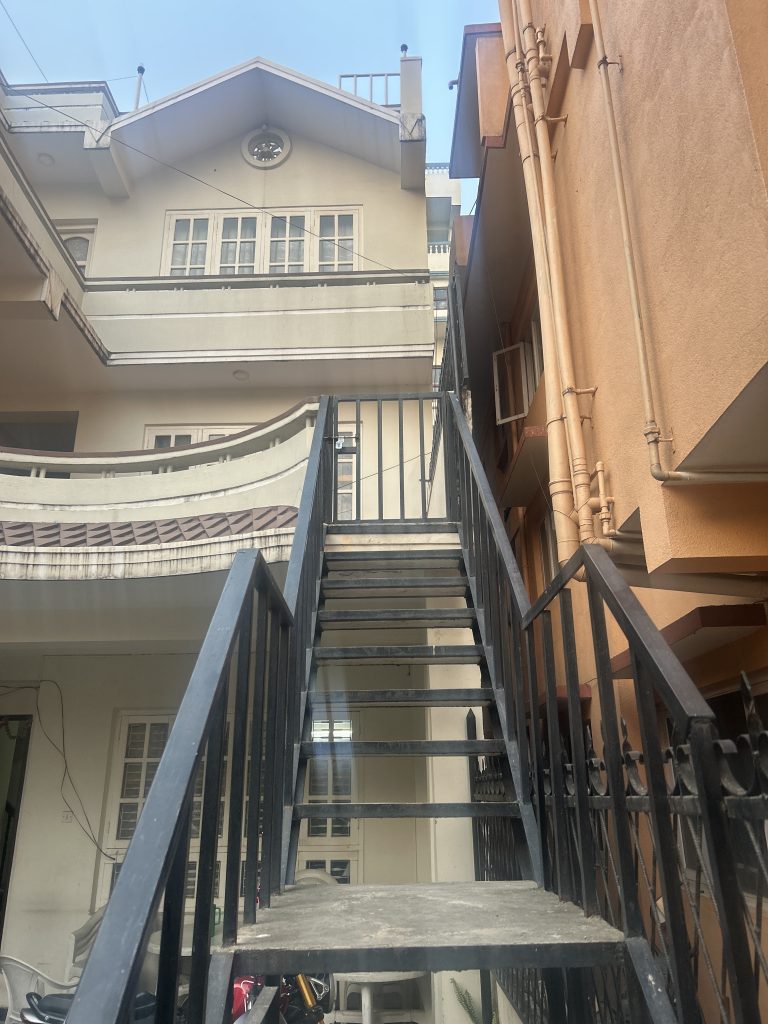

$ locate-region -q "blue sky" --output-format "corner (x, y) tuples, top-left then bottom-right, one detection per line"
(0, 0), (499, 161)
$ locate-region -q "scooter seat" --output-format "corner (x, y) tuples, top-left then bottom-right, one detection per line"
(25, 989), (155, 1021)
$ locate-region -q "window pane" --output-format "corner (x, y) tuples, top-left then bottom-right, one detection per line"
(116, 803), (138, 840)
(338, 263), (353, 272)
(330, 860), (351, 883)
(220, 241), (237, 264)
(239, 241), (255, 263)
(143, 761), (158, 797)
(289, 217), (305, 237)
(153, 435), (171, 449)
(173, 434), (192, 446)
(188, 267), (204, 276)
(308, 818), (328, 837)
(222, 217), (238, 240)
(308, 760), (329, 795)
(305, 860), (326, 871)
(269, 265), (285, 275)
(171, 244), (187, 267)
(237, 265), (255, 275)
(319, 264), (333, 273)
(319, 240), (336, 261)
(333, 719), (353, 741)
(339, 214), (353, 235)
(288, 240), (303, 262)
(192, 218), (209, 241)
(221, 266), (235, 275)
(332, 760), (352, 796)
(311, 720), (331, 742)
(173, 219), (190, 241)
(169, 268), (186, 277)
(121, 763), (142, 799)
(331, 818), (351, 837)
(190, 243), (207, 265)
(271, 218), (286, 239)
(241, 217), (257, 239)
(125, 723), (146, 759)
(148, 723), (169, 758)
(64, 236), (89, 264)
(319, 216), (334, 237)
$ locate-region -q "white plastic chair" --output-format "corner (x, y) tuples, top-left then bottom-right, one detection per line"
(0, 955), (77, 1024)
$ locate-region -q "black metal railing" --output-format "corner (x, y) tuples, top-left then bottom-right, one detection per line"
(330, 394), (442, 522)
(444, 387), (764, 1022)
(68, 398), (333, 1024)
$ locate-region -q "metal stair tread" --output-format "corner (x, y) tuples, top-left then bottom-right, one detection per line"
(308, 688), (492, 707)
(318, 609), (476, 629)
(321, 576), (469, 594)
(315, 644), (482, 664)
(300, 739), (504, 756)
(293, 801), (519, 818)
(227, 881), (625, 973)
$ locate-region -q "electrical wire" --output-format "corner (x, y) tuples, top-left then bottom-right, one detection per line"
(0, 0), (48, 82)
(11, 88), (400, 273)
(0, 680), (116, 859)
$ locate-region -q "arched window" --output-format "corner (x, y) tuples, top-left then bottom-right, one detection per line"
(63, 235), (90, 273)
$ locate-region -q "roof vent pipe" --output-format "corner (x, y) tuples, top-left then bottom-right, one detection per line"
(133, 64), (145, 112)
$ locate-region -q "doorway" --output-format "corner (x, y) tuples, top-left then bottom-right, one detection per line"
(0, 717), (31, 943)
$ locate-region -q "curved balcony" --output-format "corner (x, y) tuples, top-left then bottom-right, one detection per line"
(0, 401), (316, 580)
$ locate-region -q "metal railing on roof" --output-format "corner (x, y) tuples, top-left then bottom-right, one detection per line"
(338, 72), (400, 107)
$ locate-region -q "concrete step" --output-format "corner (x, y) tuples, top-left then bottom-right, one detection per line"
(228, 881), (625, 974)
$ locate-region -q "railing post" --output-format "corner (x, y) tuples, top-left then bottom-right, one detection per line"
(154, 814), (191, 1024)
(541, 610), (573, 901)
(258, 610), (281, 908)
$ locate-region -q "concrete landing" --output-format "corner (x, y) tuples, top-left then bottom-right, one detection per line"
(228, 881), (624, 973)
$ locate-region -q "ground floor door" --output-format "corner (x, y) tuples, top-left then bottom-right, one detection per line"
(0, 717), (31, 943)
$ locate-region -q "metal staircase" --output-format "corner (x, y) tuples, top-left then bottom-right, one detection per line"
(66, 394), (766, 1024)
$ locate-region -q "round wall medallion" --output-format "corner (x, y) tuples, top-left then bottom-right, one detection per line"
(241, 126), (291, 169)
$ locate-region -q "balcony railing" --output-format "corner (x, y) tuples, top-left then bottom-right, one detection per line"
(338, 72), (400, 108)
(0, 401), (317, 478)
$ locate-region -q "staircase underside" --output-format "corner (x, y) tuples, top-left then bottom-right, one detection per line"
(227, 881), (624, 973)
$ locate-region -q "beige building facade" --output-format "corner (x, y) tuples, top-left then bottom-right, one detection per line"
(0, 54), (483, 1022)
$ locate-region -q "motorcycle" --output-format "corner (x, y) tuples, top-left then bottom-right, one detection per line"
(18, 972), (333, 1023)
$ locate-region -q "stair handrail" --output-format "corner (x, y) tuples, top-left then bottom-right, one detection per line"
(68, 400), (334, 1024)
(67, 549), (291, 1024)
(445, 392), (761, 1022)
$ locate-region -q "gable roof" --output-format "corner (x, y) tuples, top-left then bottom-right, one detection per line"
(3, 57), (403, 188)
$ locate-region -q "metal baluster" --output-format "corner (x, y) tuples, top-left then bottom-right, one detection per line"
(355, 398), (361, 521)
(586, 579), (643, 936)
(258, 610), (281, 907)
(524, 622), (550, 890)
(398, 398), (405, 520)
(270, 622), (290, 891)
(243, 590), (268, 924)
(630, 652), (699, 1022)
(558, 589), (598, 915)
(541, 610), (572, 901)
(222, 593), (254, 946)
(690, 719), (761, 1024)
(332, 398), (339, 523)
(154, 813), (191, 1024)
(418, 397), (427, 519)
(377, 399), (384, 521)
(186, 686), (227, 1024)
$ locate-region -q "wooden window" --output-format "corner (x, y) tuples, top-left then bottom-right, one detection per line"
(219, 216), (258, 274)
(170, 217), (210, 276)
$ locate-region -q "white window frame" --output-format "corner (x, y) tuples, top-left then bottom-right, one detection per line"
(301, 711), (359, 848)
(56, 221), (97, 275)
(99, 711), (236, 908)
(161, 207), (361, 276)
(143, 424), (255, 449)
(300, 854), (358, 885)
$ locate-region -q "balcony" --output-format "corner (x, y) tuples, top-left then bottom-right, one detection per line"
(0, 402), (317, 580)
